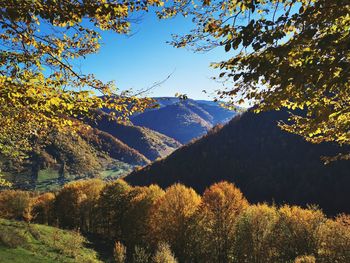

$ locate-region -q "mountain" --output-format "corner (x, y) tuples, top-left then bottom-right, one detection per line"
(90, 110), (182, 161)
(126, 110), (350, 215)
(3, 109), (182, 189)
(1, 126), (151, 190)
(79, 127), (150, 165)
(131, 98), (236, 143)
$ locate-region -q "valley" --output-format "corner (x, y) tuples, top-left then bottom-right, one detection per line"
(1, 98), (236, 191)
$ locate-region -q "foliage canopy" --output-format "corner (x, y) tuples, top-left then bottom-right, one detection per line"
(0, 0), (162, 161)
(164, 0), (350, 159)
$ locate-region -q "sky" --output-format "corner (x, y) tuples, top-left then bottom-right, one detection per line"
(80, 12), (231, 100)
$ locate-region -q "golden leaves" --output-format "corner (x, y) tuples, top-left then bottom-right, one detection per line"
(0, 0), (161, 159)
(168, 0), (350, 157)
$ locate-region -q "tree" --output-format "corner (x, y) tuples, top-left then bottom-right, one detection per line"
(123, 185), (165, 251)
(97, 179), (131, 238)
(233, 204), (279, 263)
(316, 214), (350, 262)
(163, 0), (350, 160)
(195, 181), (248, 263)
(294, 255), (316, 263)
(0, 0), (160, 160)
(0, 173), (11, 187)
(55, 179), (104, 230)
(0, 190), (34, 221)
(32, 192), (55, 225)
(148, 183), (201, 261)
(132, 246), (152, 263)
(272, 205), (326, 262)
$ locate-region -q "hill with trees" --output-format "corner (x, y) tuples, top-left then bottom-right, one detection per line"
(131, 98), (236, 143)
(1, 125), (151, 190)
(126, 110), (350, 215)
(91, 110), (182, 161)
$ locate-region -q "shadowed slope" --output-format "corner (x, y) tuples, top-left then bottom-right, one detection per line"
(126, 110), (350, 215)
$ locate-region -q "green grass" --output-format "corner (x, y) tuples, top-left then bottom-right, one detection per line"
(5, 162), (133, 192)
(100, 167), (132, 180)
(0, 219), (102, 263)
(37, 168), (60, 182)
(35, 168), (62, 192)
(0, 247), (56, 263)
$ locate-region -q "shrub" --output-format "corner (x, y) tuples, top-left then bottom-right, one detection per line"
(132, 246), (151, 263)
(295, 255), (316, 263)
(0, 227), (29, 248)
(152, 242), (177, 263)
(114, 241), (126, 263)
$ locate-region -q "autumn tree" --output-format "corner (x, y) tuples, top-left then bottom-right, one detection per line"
(0, 0), (160, 162)
(233, 204), (279, 263)
(295, 256), (316, 263)
(32, 192), (55, 225)
(97, 179), (131, 238)
(195, 181), (248, 263)
(55, 179), (104, 230)
(0, 173), (11, 187)
(148, 183), (201, 261)
(0, 190), (34, 221)
(162, 0), (350, 159)
(132, 246), (152, 263)
(272, 205), (325, 262)
(123, 185), (165, 252)
(316, 214), (350, 262)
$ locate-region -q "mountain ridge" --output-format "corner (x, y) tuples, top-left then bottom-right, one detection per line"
(126, 110), (350, 215)
(131, 98), (236, 143)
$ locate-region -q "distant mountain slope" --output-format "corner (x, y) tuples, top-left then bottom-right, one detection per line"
(126, 110), (350, 215)
(131, 98), (236, 143)
(79, 127), (150, 165)
(132, 103), (212, 144)
(91, 111), (182, 161)
(1, 126), (151, 189)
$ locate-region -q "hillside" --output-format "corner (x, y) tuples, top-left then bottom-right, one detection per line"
(2, 108), (183, 190)
(79, 127), (149, 165)
(126, 110), (350, 215)
(131, 98), (236, 143)
(1, 126), (150, 190)
(91, 111), (182, 160)
(0, 218), (101, 263)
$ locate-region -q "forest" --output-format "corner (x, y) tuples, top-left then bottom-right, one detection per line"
(0, 179), (349, 263)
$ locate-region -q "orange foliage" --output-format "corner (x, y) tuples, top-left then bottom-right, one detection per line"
(148, 183), (201, 261)
(196, 181), (249, 262)
(0, 190), (34, 221)
(32, 192), (55, 225)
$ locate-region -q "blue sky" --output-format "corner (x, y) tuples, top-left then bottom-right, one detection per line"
(80, 12), (230, 100)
